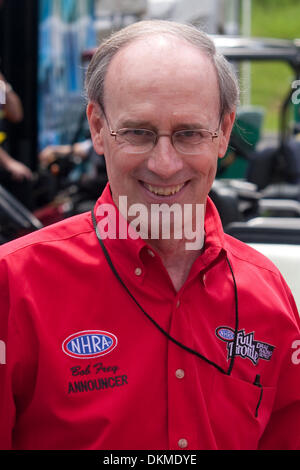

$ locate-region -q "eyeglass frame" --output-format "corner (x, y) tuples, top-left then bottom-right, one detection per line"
(99, 105), (221, 155)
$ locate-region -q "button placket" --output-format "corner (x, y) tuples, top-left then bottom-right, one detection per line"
(167, 337), (198, 449)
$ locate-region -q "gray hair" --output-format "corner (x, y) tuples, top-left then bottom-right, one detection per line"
(85, 20), (239, 119)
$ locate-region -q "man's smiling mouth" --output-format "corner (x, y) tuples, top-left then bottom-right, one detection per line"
(143, 182), (185, 196)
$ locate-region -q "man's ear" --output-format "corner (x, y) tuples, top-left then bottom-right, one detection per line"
(86, 102), (105, 155)
(218, 110), (236, 159)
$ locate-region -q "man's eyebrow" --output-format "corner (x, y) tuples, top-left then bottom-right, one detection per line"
(175, 122), (208, 129)
(118, 120), (209, 130)
(119, 119), (157, 129)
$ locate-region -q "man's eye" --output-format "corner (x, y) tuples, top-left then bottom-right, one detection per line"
(179, 130), (199, 138)
(175, 130), (211, 142)
(118, 129), (154, 146)
(121, 129), (152, 137)
(175, 130), (204, 141)
(132, 129), (153, 137)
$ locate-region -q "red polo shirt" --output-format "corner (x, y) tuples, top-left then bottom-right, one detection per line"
(0, 184), (300, 450)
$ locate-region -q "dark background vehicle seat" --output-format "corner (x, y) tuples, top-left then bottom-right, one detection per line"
(225, 217), (300, 244)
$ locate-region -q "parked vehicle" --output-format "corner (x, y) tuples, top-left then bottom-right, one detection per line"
(210, 36), (300, 308)
(209, 35), (300, 228)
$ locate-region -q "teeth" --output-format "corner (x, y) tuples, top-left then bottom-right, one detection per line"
(145, 183), (184, 196)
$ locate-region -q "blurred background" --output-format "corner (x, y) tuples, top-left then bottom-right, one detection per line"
(0, 0), (298, 169)
(0, 0), (299, 306)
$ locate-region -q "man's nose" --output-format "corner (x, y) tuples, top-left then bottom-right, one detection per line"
(146, 136), (184, 179)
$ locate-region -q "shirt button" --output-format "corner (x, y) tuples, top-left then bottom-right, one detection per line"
(176, 300), (180, 308)
(175, 369), (185, 379)
(147, 249), (155, 258)
(178, 438), (188, 449)
(134, 267), (142, 276)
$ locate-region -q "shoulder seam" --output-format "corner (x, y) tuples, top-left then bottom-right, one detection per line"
(0, 227), (94, 259)
(226, 244), (281, 278)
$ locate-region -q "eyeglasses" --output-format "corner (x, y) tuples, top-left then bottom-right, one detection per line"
(101, 109), (220, 155)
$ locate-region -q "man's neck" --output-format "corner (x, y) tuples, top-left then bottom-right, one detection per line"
(147, 237), (202, 292)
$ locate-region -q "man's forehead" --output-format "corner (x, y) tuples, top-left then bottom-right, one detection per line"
(107, 35), (211, 74)
(103, 35), (217, 105)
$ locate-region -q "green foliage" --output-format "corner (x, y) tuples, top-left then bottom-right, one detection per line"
(252, 0), (300, 39)
(249, 0), (300, 131)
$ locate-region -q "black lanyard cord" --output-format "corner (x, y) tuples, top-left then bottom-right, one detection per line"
(92, 209), (239, 376)
(225, 256), (239, 375)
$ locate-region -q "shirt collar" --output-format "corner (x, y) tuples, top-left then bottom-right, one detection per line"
(92, 183), (227, 273)
(93, 184), (145, 268)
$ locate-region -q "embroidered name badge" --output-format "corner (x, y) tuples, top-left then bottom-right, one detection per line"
(216, 326), (275, 365)
(62, 330), (118, 359)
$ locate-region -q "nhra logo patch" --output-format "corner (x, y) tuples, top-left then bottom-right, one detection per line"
(216, 326), (275, 365)
(62, 330), (118, 359)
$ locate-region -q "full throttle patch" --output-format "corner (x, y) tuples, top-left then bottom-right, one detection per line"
(216, 326), (275, 365)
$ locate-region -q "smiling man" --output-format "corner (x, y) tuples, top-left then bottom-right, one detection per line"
(87, 28), (235, 289)
(0, 20), (300, 451)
